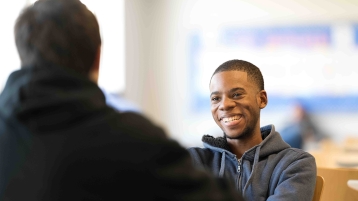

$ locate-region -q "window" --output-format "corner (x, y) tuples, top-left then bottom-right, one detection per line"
(0, 0), (125, 93)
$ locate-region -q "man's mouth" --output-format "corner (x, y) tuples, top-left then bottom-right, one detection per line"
(220, 115), (242, 123)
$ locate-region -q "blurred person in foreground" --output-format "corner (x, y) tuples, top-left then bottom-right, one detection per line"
(0, 0), (244, 200)
(188, 60), (317, 201)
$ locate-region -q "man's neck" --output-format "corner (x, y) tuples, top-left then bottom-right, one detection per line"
(227, 130), (263, 159)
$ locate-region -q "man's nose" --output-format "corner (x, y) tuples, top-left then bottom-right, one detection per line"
(219, 96), (235, 111)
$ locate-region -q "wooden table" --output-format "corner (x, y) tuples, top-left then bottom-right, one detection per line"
(348, 180), (358, 191)
(308, 139), (358, 169)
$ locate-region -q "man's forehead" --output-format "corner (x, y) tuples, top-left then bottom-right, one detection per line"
(209, 70), (259, 93)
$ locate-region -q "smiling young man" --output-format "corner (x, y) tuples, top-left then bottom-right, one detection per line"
(188, 59), (317, 201)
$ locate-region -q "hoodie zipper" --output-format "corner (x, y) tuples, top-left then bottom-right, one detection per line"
(237, 158), (241, 173)
(237, 158), (242, 192)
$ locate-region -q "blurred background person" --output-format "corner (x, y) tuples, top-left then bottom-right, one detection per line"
(280, 101), (328, 150)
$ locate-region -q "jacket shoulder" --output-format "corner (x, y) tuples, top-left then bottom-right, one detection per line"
(108, 111), (168, 139)
(187, 147), (216, 166)
(283, 147), (316, 162)
(274, 147), (317, 176)
(188, 147), (214, 158)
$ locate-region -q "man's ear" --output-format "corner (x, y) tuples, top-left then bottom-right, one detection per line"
(257, 90), (268, 109)
(92, 46), (101, 72)
(89, 46), (101, 83)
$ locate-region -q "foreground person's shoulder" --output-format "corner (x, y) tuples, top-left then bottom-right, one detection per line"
(110, 111), (168, 139)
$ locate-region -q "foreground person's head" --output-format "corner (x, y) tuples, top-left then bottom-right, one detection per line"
(14, 0), (102, 82)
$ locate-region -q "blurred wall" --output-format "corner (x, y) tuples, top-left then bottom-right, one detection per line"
(125, 0), (189, 138)
(124, 0), (358, 147)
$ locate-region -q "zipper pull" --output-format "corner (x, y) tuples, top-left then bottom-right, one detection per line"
(237, 158), (241, 173)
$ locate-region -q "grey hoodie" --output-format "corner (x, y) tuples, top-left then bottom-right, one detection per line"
(188, 124), (317, 201)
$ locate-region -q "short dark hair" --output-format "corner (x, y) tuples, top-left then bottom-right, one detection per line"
(211, 59), (264, 90)
(14, 0), (101, 75)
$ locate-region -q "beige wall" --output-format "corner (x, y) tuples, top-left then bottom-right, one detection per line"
(125, 0), (189, 138)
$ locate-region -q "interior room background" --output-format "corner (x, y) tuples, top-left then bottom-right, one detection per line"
(2, 0), (358, 148)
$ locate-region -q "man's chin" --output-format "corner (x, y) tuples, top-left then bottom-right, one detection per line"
(224, 131), (243, 140)
(224, 128), (253, 140)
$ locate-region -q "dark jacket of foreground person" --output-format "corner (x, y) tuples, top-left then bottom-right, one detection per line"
(0, 64), (243, 201)
(188, 125), (317, 201)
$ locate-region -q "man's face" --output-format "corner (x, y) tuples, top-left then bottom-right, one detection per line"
(209, 71), (267, 139)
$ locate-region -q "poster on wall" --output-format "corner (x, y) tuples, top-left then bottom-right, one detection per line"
(189, 24), (358, 113)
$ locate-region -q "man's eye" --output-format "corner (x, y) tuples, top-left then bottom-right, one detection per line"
(233, 93), (241, 98)
(211, 97), (219, 101)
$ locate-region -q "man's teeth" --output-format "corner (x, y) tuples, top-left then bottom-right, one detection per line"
(222, 116), (240, 123)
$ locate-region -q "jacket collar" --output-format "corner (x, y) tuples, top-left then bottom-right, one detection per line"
(202, 125), (290, 162)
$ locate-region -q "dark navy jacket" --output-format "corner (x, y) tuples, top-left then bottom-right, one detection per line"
(0, 65), (243, 201)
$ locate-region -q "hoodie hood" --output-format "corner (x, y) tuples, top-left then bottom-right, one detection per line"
(202, 125), (290, 163)
(0, 65), (106, 134)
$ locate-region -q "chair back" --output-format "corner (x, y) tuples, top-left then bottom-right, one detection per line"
(312, 175), (324, 201)
(317, 167), (358, 201)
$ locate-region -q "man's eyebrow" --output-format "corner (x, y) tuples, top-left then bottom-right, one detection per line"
(210, 88), (245, 97)
(230, 87), (245, 93)
(210, 91), (219, 97)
